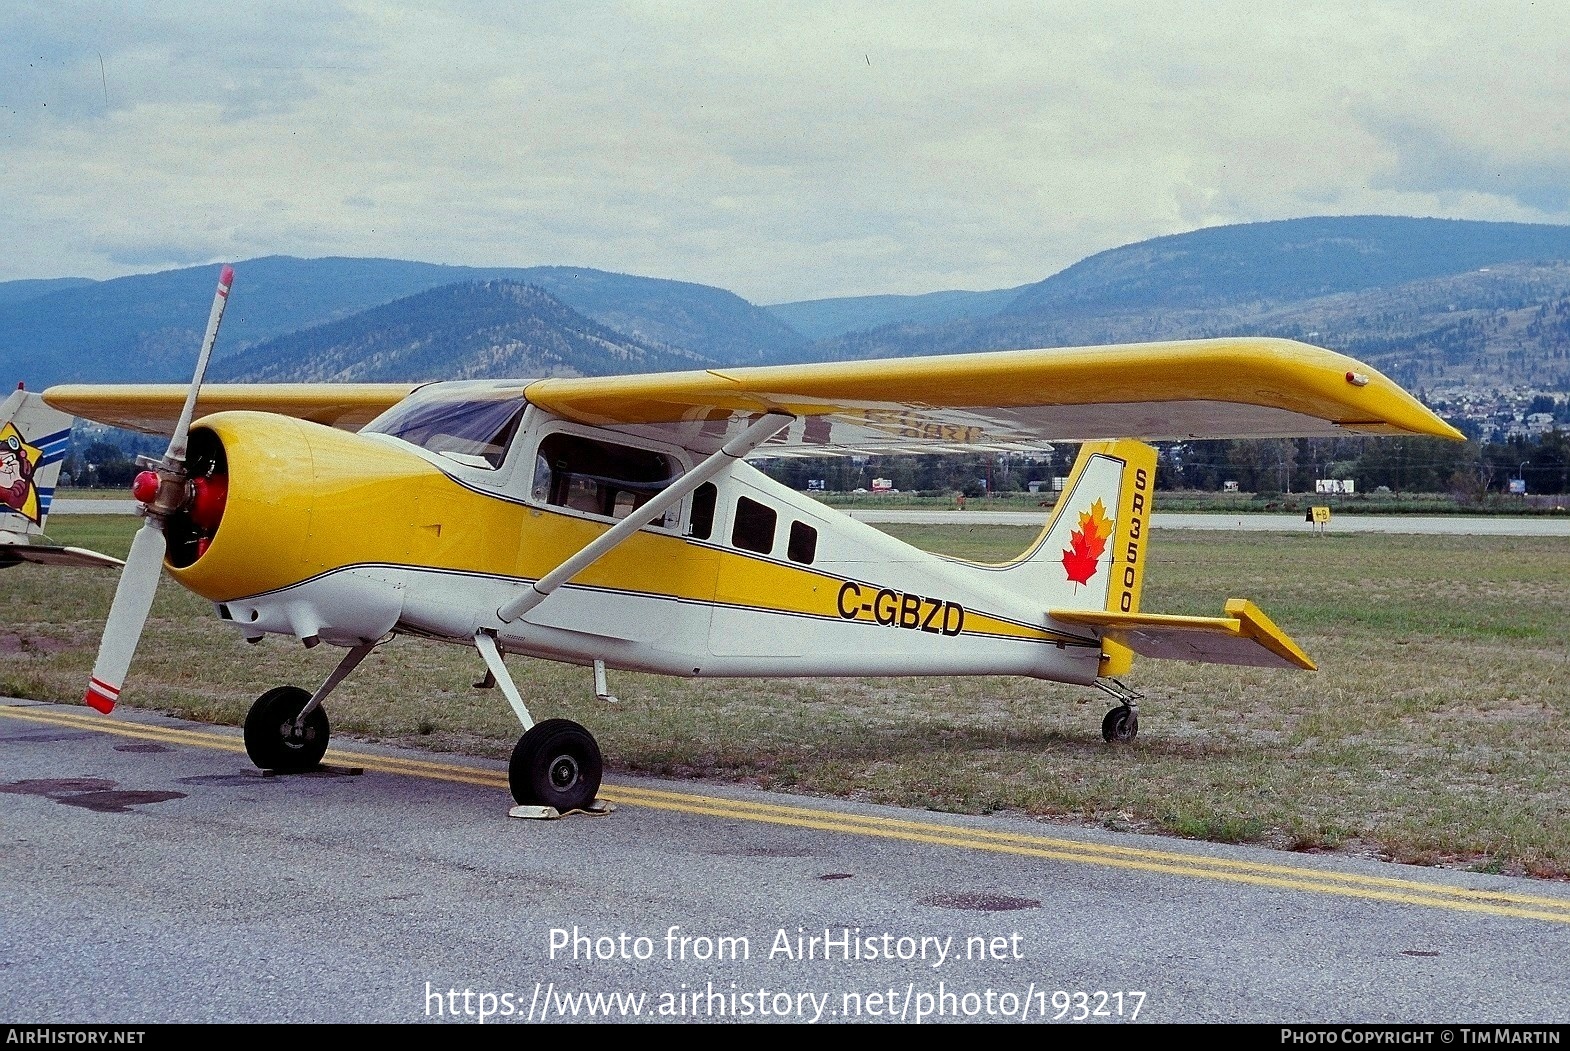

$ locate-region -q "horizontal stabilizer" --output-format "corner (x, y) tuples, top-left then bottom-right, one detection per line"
(0, 542), (125, 569)
(1051, 599), (1316, 671)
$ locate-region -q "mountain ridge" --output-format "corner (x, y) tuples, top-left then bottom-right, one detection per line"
(9, 215), (1570, 394)
(211, 280), (709, 383)
(2, 257), (805, 389)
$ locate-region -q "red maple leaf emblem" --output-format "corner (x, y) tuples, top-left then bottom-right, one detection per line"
(1061, 498), (1112, 585)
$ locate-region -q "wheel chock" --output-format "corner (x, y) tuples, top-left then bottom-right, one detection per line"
(508, 798), (616, 820)
(261, 764), (365, 778)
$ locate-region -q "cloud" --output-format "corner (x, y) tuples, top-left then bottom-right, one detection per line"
(102, 242), (217, 268)
(0, 4), (360, 131)
(1368, 119), (1570, 214)
(3, 1), (1569, 301)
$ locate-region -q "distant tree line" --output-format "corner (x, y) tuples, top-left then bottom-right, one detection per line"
(759, 432), (1570, 498)
(761, 448), (1077, 498)
(61, 422), (1570, 499)
(59, 435), (166, 488)
(1152, 434), (1569, 497)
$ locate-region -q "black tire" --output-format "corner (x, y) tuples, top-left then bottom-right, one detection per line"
(244, 686), (330, 772)
(1101, 705), (1138, 744)
(509, 719), (602, 811)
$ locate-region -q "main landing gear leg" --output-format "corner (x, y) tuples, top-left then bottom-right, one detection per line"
(474, 631), (606, 818)
(243, 641), (376, 772)
(1093, 678), (1142, 744)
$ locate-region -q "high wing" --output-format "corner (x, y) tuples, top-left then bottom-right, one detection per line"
(41, 383), (419, 436)
(42, 338), (1461, 449)
(523, 336), (1462, 454)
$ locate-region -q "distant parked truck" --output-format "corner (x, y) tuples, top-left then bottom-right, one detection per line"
(1315, 479), (1356, 494)
(871, 478), (894, 493)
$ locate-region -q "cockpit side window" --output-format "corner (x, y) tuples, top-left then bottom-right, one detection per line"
(364, 391), (526, 469)
(533, 432), (681, 521)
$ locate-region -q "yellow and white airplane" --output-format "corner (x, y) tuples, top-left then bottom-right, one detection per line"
(30, 266), (1463, 813)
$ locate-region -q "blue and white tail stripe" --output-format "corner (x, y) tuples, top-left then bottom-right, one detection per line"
(32, 426), (71, 517)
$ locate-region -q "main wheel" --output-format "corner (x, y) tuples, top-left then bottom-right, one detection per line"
(244, 686), (330, 772)
(509, 719), (602, 811)
(1101, 705), (1138, 743)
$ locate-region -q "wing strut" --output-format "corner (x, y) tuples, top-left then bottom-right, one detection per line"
(497, 411), (793, 624)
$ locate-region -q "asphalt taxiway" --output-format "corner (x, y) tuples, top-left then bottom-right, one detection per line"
(4, 697), (1569, 1024)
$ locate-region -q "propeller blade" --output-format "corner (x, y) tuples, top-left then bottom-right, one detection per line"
(165, 264), (233, 465)
(83, 266), (234, 714)
(84, 519), (167, 713)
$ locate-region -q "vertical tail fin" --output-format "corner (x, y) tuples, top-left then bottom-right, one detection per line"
(993, 440), (1155, 676)
(995, 440), (1156, 661)
(1, 386), (74, 538)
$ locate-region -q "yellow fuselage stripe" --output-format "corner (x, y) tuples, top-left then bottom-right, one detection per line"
(6, 703), (1567, 924)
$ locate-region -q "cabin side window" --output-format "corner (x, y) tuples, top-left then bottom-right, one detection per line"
(731, 496), (777, 554)
(532, 432), (681, 521)
(787, 521), (818, 565)
(688, 483), (718, 540)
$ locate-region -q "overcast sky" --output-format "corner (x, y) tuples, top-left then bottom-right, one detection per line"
(4, 2), (1568, 303)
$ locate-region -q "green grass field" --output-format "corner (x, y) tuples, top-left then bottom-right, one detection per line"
(6, 515), (1569, 878)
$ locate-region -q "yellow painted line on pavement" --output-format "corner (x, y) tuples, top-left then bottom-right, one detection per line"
(1, 704), (249, 753)
(0, 704), (505, 787)
(6, 702), (1570, 924)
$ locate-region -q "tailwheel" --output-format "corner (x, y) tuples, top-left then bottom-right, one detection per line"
(509, 719), (602, 811)
(1101, 704), (1138, 744)
(244, 686), (330, 772)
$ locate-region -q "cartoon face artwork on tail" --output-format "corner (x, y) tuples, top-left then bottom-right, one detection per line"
(1, 427), (41, 523)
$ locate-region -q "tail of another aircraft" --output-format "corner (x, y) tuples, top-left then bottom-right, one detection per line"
(0, 386), (121, 569)
(1, 385), (73, 538)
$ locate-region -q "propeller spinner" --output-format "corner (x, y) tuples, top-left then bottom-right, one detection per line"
(84, 265), (234, 713)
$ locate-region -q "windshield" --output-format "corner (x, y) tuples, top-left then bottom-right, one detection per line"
(363, 385), (528, 469)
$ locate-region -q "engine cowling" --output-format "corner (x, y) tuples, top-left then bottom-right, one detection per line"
(168, 411), (443, 604)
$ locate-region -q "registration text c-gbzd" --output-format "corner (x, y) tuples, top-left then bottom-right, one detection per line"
(836, 581), (965, 636)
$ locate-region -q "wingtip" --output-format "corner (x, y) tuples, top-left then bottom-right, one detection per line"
(1410, 414), (1467, 442)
